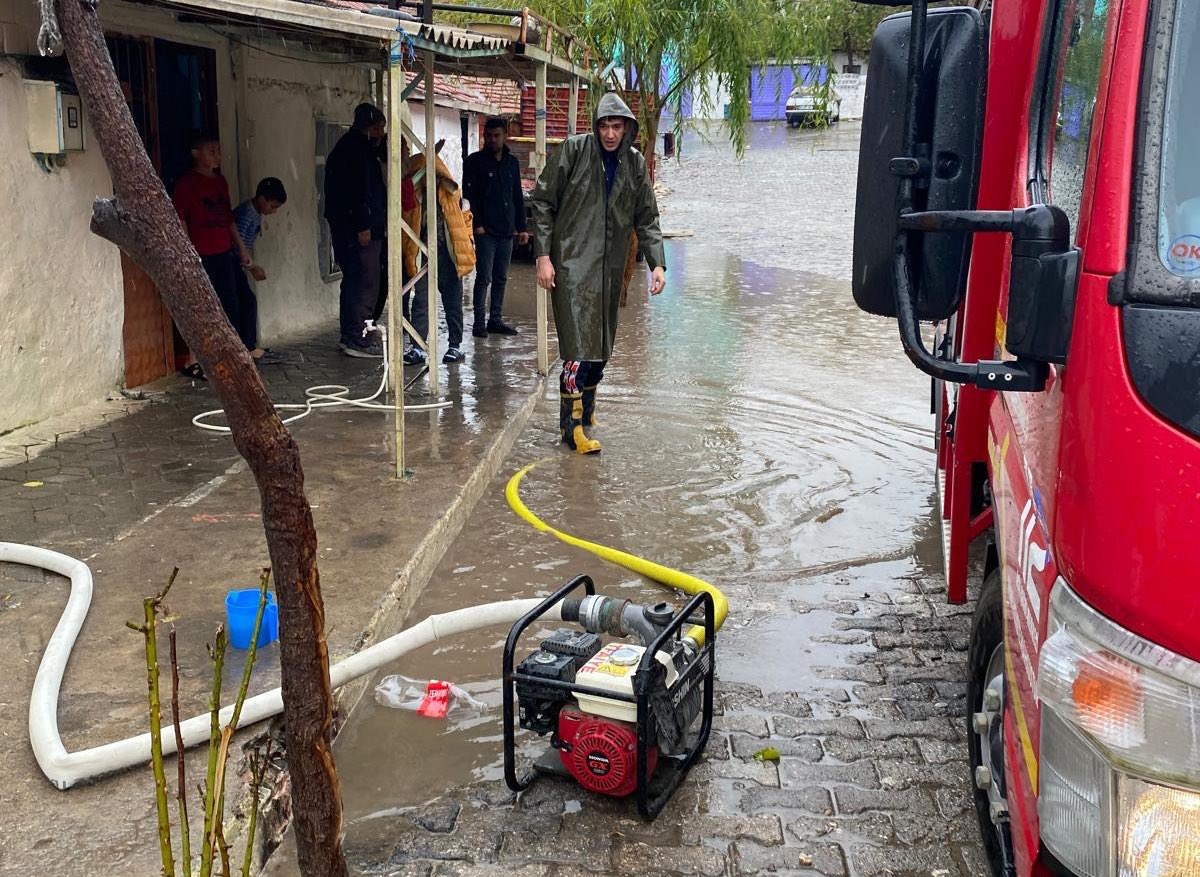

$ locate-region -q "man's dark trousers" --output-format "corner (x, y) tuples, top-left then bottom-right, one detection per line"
(472, 233), (513, 329)
(332, 230), (383, 346)
(412, 241), (464, 350)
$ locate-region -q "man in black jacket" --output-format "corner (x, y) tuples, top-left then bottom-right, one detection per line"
(462, 118), (529, 338)
(324, 103), (388, 357)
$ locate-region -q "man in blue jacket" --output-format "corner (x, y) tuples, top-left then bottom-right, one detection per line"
(324, 103), (388, 358)
(462, 118), (529, 338)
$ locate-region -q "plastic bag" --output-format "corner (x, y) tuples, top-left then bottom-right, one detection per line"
(374, 675), (487, 719)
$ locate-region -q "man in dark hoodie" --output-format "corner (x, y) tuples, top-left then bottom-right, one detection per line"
(324, 103), (388, 358)
(529, 91), (666, 455)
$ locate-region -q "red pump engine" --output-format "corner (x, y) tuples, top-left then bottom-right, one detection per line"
(556, 707), (658, 798)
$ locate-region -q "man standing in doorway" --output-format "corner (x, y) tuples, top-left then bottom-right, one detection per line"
(463, 117), (529, 338)
(324, 103), (388, 358)
(529, 92), (666, 455)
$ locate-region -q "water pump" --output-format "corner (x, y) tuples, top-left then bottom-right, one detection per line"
(502, 576), (715, 819)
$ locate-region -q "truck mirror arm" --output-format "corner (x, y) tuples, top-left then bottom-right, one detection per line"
(892, 235), (1050, 392)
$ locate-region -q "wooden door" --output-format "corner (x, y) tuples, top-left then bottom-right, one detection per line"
(108, 35), (175, 386)
(107, 36), (219, 384)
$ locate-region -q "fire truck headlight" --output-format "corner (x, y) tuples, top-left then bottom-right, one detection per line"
(1038, 580), (1200, 877)
(1039, 581), (1200, 783)
(1117, 775), (1200, 877)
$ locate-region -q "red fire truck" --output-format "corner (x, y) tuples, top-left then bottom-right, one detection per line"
(851, 0), (1200, 874)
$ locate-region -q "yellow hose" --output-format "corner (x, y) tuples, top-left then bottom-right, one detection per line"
(505, 462), (728, 646)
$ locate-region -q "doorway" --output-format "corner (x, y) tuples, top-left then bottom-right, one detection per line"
(107, 35), (218, 386)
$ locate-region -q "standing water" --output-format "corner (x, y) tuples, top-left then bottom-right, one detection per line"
(330, 122), (968, 868)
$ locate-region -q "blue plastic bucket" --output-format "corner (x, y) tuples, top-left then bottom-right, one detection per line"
(224, 589), (279, 650)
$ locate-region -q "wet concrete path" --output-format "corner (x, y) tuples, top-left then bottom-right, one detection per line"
(323, 122), (990, 877)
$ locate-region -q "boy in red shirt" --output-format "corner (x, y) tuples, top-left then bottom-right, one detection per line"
(172, 132), (253, 359)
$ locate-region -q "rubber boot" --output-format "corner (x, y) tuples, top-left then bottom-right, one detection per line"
(581, 385), (599, 427)
(560, 392), (601, 454)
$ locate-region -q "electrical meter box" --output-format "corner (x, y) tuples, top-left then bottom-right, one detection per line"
(24, 80), (84, 154)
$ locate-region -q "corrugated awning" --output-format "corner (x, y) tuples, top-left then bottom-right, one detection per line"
(150, 0), (592, 81)
(155, 0), (508, 54)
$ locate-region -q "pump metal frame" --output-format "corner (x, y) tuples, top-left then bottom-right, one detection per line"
(502, 576), (715, 820)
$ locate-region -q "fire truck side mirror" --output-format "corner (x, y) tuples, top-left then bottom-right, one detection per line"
(1005, 205), (1080, 366)
(852, 6), (987, 322)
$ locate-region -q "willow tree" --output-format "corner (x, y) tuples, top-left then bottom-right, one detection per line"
(533, 0), (885, 159)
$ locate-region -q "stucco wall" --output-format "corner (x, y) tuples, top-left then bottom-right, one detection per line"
(0, 0), (481, 432)
(238, 50), (371, 342)
(408, 102), (477, 188)
(0, 58), (124, 435)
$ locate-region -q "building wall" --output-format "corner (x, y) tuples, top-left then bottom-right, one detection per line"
(407, 101), (478, 187)
(236, 48), (371, 341)
(0, 57), (124, 434)
(690, 54), (869, 121)
(0, 0), (485, 434)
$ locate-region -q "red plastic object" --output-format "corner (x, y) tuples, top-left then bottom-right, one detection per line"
(557, 707), (658, 798)
(416, 680), (451, 719)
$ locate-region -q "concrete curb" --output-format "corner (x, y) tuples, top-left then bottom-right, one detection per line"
(332, 371), (549, 726)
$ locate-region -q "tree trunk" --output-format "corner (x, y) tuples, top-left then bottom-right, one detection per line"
(53, 4), (348, 876)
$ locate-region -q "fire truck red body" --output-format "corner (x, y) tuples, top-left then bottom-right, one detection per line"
(854, 0), (1200, 873)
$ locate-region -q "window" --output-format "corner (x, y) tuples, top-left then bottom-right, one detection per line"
(1032, 0), (1114, 236)
(315, 119), (350, 279)
(1156, 0), (1200, 275)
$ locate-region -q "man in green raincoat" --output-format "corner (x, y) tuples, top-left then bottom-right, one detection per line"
(530, 91), (666, 454)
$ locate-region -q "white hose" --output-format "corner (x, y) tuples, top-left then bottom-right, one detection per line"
(192, 322), (450, 434)
(5, 540), (546, 790)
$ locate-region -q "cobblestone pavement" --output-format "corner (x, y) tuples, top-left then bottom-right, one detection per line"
(305, 122), (991, 877)
(332, 548), (986, 877)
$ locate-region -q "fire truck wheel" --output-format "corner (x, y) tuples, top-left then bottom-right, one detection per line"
(966, 568), (1016, 877)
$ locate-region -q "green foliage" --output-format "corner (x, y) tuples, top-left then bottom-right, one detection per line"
(527, 0), (889, 154)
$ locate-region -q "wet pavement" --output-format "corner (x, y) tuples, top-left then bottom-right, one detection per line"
(307, 122), (990, 877)
(0, 317), (549, 876)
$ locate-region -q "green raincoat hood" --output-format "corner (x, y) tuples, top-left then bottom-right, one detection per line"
(593, 91), (639, 149)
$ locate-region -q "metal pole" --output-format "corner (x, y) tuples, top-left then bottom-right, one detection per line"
(424, 52), (440, 396)
(568, 73), (579, 135)
(387, 40), (406, 477)
(535, 60), (549, 376)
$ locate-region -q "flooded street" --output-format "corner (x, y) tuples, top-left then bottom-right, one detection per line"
(329, 122), (986, 877)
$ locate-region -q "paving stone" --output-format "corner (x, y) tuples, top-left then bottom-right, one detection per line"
(714, 714), (770, 737)
(612, 842), (727, 877)
(411, 802), (464, 833)
(778, 759), (879, 790)
(820, 736), (920, 763)
(864, 720), (958, 743)
(896, 699), (964, 721)
(501, 827), (613, 868)
(833, 617), (903, 634)
(694, 758), (781, 787)
(787, 812), (894, 845)
(850, 684), (936, 705)
(738, 786), (833, 816)
(874, 760), (966, 792)
(843, 843), (963, 877)
(771, 717), (865, 740)
(833, 787), (938, 818)
(375, 865), (434, 877)
(731, 840), (847, 877)
(693, 813), (784, 846)
(916, 738), (968, 766)
(730, 735), (822, 762)
(432, 866), (548, 877)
